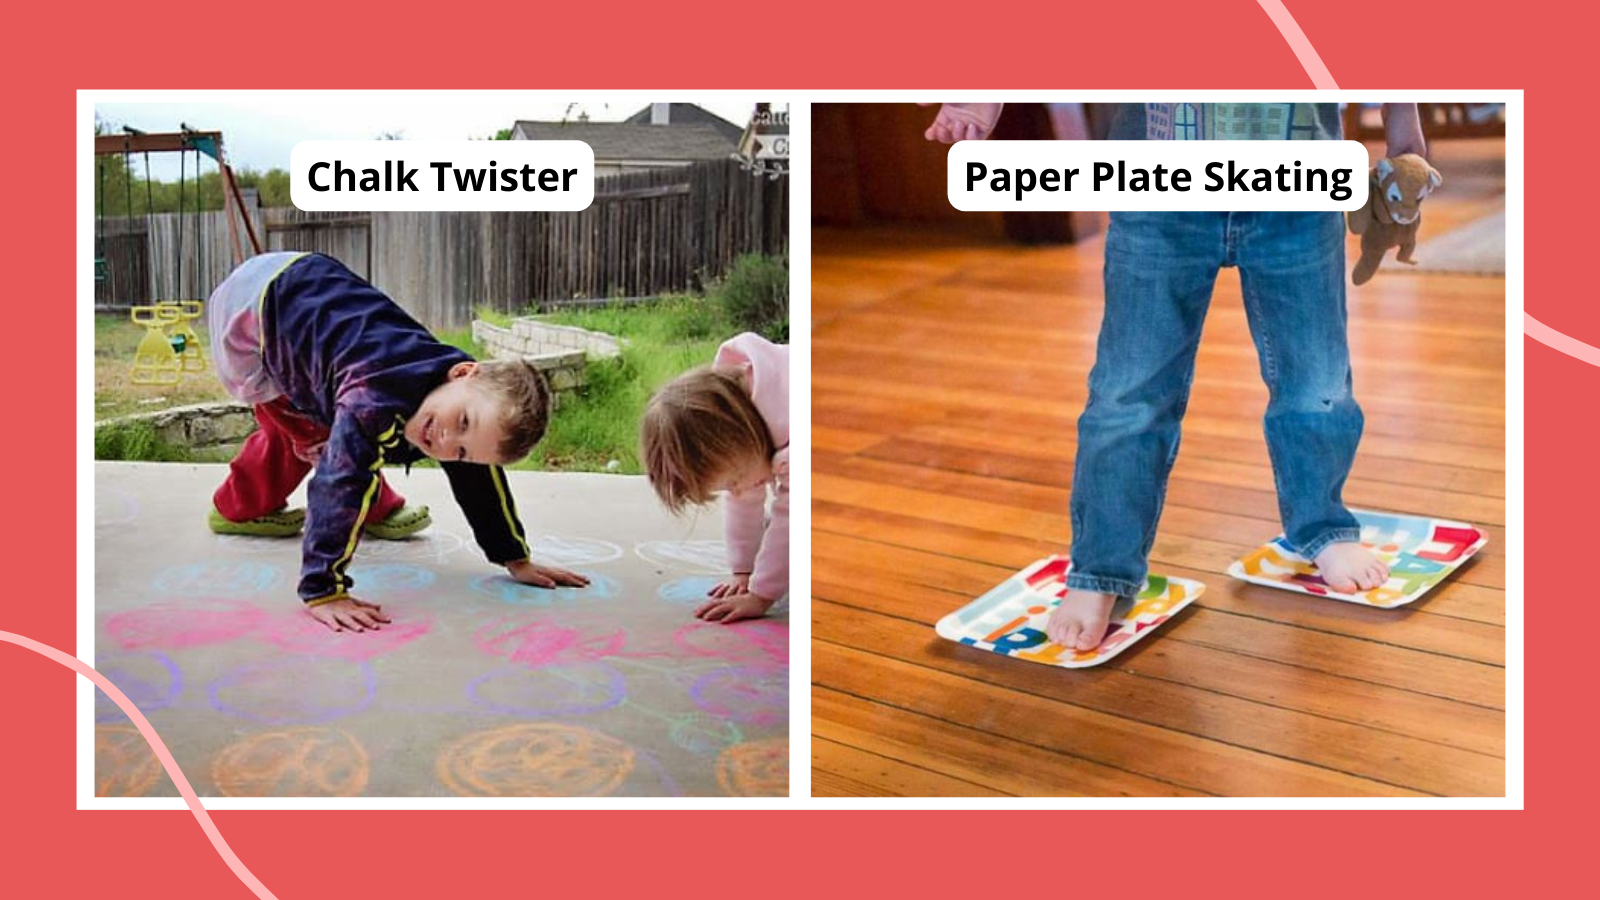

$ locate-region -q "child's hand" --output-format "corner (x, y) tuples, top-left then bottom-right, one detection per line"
(707, 574), (752, 598)
(506, 558), (591, 589)
(306, 597), (392, 633)
(693, 590), (773, 625)
(922, 103), (1004, 143)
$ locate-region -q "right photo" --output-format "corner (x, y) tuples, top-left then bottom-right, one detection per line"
(810, 102), (1507, 797)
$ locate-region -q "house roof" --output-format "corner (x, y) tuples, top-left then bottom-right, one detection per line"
(509, 122), (737, 162)
(622, 103), (746, 145)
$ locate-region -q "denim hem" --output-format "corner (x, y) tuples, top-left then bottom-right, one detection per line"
(1065, 572), (1143, 599)
(1294, 527), (1364, 561)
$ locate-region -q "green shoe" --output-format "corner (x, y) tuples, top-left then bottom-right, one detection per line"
(364, 504), (432, 540)
(209, 506), (305, 537)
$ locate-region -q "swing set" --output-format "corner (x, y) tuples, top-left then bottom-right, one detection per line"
(95, 127), (264, 385)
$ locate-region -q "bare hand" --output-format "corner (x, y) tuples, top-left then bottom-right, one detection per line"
(306, 597), (392, 633)
(921, 103), (1005, 143)
(708, 574), (752, 599)
(693, 590), (773, 625)
(507, 558), (591, 589)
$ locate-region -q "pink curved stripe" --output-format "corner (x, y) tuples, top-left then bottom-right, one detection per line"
(1256, 0), (1340, 89)
(1525, 312), (1600, 368)
(0, 630), (279, 900)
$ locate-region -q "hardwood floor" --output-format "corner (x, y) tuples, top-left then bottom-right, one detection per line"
(809, 139), (1507, 798)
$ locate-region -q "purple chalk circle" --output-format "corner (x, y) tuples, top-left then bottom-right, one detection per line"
(690, 664), (787, 726)
(527, 535), (624, 567)
(658, 576), (723, 605)
(466, 663), (626, 718)
(470, 573), (620, 605)
(209, 657), (376, 725)
(634, 540), (728, 574)
(94, 651), (183, 723)
(152, 560), (284, 596)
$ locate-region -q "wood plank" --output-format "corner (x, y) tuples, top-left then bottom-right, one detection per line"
(813, 636), (1437, 797)
(812, 733), (1011, 797)
(815, 604), (1503, 796)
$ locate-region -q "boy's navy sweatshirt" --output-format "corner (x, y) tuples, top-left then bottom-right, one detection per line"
(261, 253), (530, 604)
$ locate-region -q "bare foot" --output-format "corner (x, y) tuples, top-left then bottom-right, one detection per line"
(1313, 542), (1391, 593)
(1045, 589), (1117, 652)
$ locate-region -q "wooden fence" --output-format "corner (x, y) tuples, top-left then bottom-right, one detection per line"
(94, 158), (788, 329)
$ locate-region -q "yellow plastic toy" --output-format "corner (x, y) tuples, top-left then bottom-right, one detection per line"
(129, 301), (206, 385)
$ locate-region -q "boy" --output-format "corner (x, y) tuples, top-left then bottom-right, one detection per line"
(924, 102), (1427, 650)
(206, 252), (587, 633)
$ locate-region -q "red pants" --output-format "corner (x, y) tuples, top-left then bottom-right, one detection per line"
(213, 397), (405, 522)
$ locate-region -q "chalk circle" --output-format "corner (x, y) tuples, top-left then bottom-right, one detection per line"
(95, 725), (163, 797)
(467, 663), (625, 717)
(690, 665), (788, 726)
(209, 657), (375, 725)
(153, 560), (283, 596)
(354, 528), (466, 563)
(210, 534), (303, 556)
(668, 713), (745, 755)
(527, 535), (623, 567)
(436, 723), (636, 797)
(345, 563), (437, 594)
(211, 728), (369, 797)
(470, 573), (621, 606)
(658, 576), (723, 605)
(635, 540), (728, 574)
(716, 738), (789, 797)
(673, 620), (790, 664)
(95, 651), (182, 723)
(95, 487), (139, 528)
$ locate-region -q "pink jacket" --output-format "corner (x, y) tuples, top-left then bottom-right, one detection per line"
(714, 333), (790, 602)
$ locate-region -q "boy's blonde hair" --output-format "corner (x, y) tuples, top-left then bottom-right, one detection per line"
(473, 359), (552, 463)
(642, 366), (774, 514)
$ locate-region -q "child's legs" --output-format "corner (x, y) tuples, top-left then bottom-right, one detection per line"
(1069, 212), (1226, 597)
(213, 400), (315, 520)
(214, 399), (406, 521)
(1235, 211), (1363, 558)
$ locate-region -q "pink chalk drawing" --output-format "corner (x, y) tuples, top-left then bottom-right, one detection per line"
(473, 618), (627, 668)
(255, 612), (434, 661)
(104, 599), (266, 651)
(671, 620), (790, 663)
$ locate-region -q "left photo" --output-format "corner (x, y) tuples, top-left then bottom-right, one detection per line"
(89, 97), (790, 798)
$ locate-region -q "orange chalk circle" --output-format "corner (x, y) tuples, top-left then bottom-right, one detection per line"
(716, 738), (788, 797)
(437, 724), (636, 797)
(96, 725), (163, 797)
(211, 728), (369, 797)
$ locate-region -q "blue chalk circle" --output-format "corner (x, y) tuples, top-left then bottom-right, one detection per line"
(471, 573), (621, 605)
(153, 561), (283, 596)
(345, 564), (437, 593)
(658, 576), (723, 605)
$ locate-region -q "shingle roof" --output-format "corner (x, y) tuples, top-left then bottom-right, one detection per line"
(510, 122), (737, 162)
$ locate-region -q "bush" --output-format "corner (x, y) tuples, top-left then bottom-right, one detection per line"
(712, 254), (788, 344)
(95, 420), (193, 462)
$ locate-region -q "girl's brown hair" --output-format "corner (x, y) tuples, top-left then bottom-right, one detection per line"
(641, 366), (774, 514)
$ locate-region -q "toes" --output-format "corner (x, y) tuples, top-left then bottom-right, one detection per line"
(1061, 623), (1081, 649)
(1076, 624), (1104, 652)
(1328, 575), (1358, 594)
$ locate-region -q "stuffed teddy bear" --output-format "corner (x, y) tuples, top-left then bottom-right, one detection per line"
(1348, 153), (1443, 285)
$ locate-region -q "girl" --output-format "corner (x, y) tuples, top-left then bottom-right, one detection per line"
(642, 332), (789, 624)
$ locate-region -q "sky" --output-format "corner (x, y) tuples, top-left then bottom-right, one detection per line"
(94, 93), (774, 182)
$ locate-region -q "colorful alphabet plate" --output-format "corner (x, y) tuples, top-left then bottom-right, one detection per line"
(935, 556), (1203, 669)
(1228, 510), (1488, 608)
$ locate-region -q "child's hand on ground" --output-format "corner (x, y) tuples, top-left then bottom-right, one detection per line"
(707, 573), (752, 598)
(506, 558), (591, 589)
(921, 103), (1004, 143)
(306, 597), (391, 633)
(693, 590), (773, 625)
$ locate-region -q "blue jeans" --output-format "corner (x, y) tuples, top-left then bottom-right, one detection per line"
(1067, 210), (1363, 598)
